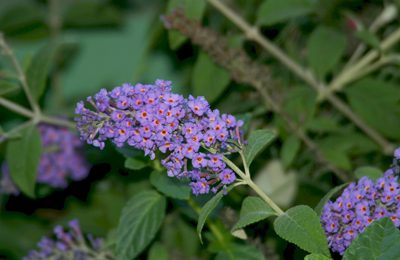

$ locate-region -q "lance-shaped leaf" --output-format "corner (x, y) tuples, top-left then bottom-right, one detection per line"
(6, 124), (41, 197)
(232, 196), (276, 232)
(116, 190), (166, 260)
(245, 129), (276, 166)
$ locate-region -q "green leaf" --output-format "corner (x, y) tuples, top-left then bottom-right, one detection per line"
(124, 157), (147, 170)
(343, 218), (400, 259)
(167, 0), (206, 49)
(355, 30), (380, 50)
(148, 242), (169, 260)
(26, 44), (56, 101)
(6, 124), (41, 197)
(197, 187), (233, 242)
(307, 26), (346, 79)
(63, 1), (122, 28)
(283, 86), (316, 124)
(305, 253), (332, 260)
(281, 135), (301, 168)
(345, 78), (400, 139)
(354, 166), (382, 181)
(245, 129), (276, 166)
(273, 205), (330, 256)
(257, 0), (314, 25)
(0, 79), (19, 96)
(116, 190), (167, 260)
(215, 243), (266, 260)
(192, 51), (230, 103)
(232, 196), (276, 232)
(314, 183), (348, 216)
(150, 171), (191, 200)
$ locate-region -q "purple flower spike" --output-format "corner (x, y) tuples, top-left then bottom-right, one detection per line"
(320, 149), (400, 255)
(1, 124), (89, 194)
(75, 80), (244, 195)
(23, 219), (110, 260)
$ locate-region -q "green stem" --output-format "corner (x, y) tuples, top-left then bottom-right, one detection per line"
(207, 0), (393, 155)
(0, 97), (75, 129)
(239, 150), (250, 177)
(0, 97), (34, 118)
(328, 27), (400, 93)
(223, 156), (284, 216)
(39, 114), (75, 129)
(0, 34), (41, 115)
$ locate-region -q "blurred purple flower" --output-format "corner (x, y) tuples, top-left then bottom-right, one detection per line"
(0, 124), (89, 194)
(23, 219), (111, 260)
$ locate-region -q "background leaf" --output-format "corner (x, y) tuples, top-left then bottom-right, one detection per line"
(124, 157), (147, 170)
(232, 196), (276, 232)
(345, 78), (400, 139)
(245, 129), (276, 166)
(167, 0), (206, 49)
(148, 242), (169, 260)
(197, 187), (232, 242)
(343, 218), (400, 259)
(116, 190), (166, 260)
(273, 205), (330, 256)
(0, 79), (19, 96)
(192, 51), (230, 103)
(6, 124), (41, 197)
(281, 135), (301, 168)
(257, 0), (314, 25)
(314, 183), (348, 216)
(307, 26), (346, 79)
(304, 253), (332, 260)
(150, 171), (191, 200)
(354, 166), (382, 180)
(215, 243), (266, 260)
(26, 44), (56, 101)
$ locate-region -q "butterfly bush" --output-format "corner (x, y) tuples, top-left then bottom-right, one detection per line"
(321, 148), (400, 255)
(0, 124), (89, 194)
(24, 219), (111, 260)
(75, 80), (243, 195)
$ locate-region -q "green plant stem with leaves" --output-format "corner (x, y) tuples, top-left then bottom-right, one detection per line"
(207, 0), (396, 155)
(0, 34), (74, 131)
(224, 155), (284, 216)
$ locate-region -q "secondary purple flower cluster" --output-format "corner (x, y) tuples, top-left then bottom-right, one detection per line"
(24, 220), (111, 260)
(75, 80), (243, 195)
(0, 124), (89, 194)
(321, 148), (400, 255)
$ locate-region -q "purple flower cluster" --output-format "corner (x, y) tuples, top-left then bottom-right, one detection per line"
(24, 220), (112, 260)
(321, 149), (400, 255)
(75, 80), (243, 195)
(0, 124), (89, 194)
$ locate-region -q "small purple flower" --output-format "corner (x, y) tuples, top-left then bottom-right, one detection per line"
(190, 178), (210, 195)
(219, 169), (236, 184)
(94, 89), (109, 112)
(188, 95), (209, 116)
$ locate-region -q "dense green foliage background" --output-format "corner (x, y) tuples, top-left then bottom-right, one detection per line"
(1, 0), (400, 259)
